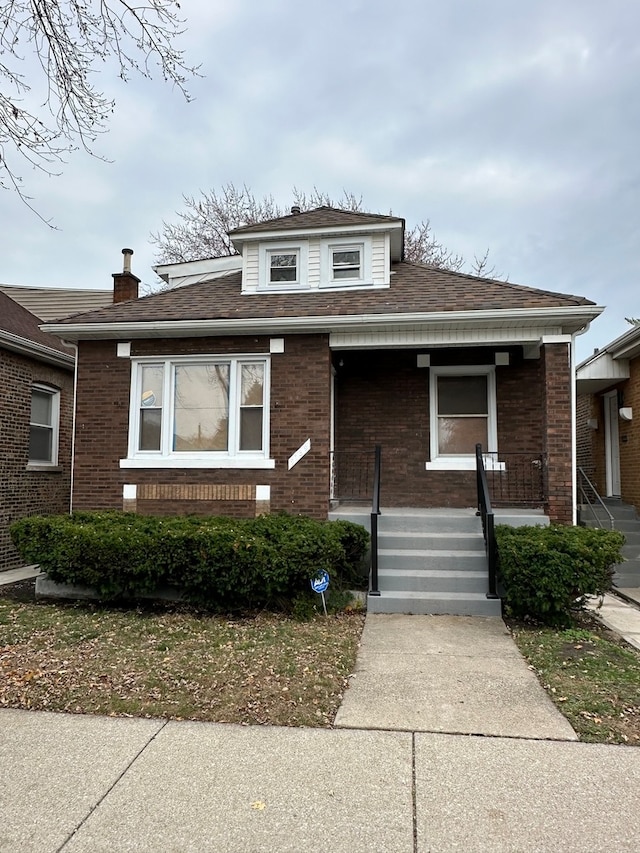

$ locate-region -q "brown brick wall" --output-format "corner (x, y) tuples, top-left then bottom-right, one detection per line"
(0, 348), (73, 570)
(72, 335), (332, 520)
(577, 373), (639, 513)
(541, 343), (573, 524)
(620, 355), (640, 513)
(576, 393), (596, 476)
(73, 337), (577, 523)
(335, 347), (550, 511)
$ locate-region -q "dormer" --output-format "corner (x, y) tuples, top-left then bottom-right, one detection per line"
(229, 206), (405, 295)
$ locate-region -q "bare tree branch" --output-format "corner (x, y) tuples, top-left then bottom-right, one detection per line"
(151, 183), (489, 278)
(0, 0), (198, 218)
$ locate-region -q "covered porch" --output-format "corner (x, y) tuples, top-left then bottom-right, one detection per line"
(329, 340), (572, 524)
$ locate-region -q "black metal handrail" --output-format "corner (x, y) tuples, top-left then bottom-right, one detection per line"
(476, 444), (499, 600)
(369, 445), (381, 596)
(577, 467), (614, 529)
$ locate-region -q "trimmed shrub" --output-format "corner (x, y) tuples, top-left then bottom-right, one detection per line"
(9, 511), (369, 611)
(496, 524), (625, 625)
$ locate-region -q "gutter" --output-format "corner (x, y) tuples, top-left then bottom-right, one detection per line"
(42, 305), (605, 342)
(0, 330), (75, 368)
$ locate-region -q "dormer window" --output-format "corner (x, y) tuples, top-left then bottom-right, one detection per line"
(269, 251), (298, 284)
(331, 246), (362, 281)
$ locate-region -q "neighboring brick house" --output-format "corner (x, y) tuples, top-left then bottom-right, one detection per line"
(576, 323), (640, 513)
(0, 293), (75, 570)
(44, 207), (603, 527)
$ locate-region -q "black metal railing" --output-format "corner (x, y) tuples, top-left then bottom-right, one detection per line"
(481, 452), (547, 506)
(577, 467), (614, 529)
(370, 445), (381, 596)
(330, 446), (381, 596)
(330, 449), (377, 503)
(476, 444), (499, 600)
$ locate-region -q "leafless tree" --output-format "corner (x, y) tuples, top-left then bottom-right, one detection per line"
(1, 0), (197, 221)
(151, 182), (487, 274)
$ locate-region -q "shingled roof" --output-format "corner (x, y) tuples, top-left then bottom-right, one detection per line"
(0, 291), (74, 363)
(0, 284), (112, 321)
(229, 206), (403, 235)
(47, 261), (595, 329)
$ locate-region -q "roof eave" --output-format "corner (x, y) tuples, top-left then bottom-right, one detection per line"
(42, 304), (604, 343)
(0, 330), (75, 368)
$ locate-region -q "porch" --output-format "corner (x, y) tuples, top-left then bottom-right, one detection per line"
(329, 445), (550, 616)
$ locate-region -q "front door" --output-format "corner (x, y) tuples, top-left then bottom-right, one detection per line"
(604, 391), (621, 496)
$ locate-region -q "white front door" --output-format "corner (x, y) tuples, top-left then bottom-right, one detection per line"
(604, 391), (621, 496)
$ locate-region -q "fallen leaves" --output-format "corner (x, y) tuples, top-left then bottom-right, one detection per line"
(0, 596), (365, 727)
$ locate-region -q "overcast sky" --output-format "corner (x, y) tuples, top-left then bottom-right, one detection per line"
(2, 0), (638, 361)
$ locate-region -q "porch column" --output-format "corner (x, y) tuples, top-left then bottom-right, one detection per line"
(542, 340), (573, 524)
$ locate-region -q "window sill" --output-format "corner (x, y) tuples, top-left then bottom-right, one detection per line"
(426, 458), (505, 472)
(26, 464), (62, 473)
(120, 457), (276, 470)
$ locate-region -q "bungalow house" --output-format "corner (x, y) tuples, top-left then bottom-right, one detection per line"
(576, 323), (640, 588)
(42, 207), (603, 613)
(0, 285), (113, 571)
(0, 292), (75, 570)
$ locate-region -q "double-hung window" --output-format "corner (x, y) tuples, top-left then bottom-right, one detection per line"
(125, 356), (272, 468)
(426, 366), (498, 470)
(331, 246), (362, 281)
(269, 250), (299, 285)
(29, 385), (60, 466)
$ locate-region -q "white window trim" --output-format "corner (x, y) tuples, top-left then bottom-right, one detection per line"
(425, 365), (501, 471)
(320, 236), (372, 287)
(122, 354), (273, 469)
(28, 384), (60, 467)
(259, 243), (309, 290)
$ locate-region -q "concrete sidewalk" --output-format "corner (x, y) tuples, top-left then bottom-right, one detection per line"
(335, 614), (577, 739)
(2, 708), (640, 853)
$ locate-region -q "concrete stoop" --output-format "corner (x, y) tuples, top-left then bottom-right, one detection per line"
(330, 508), (501, 617)
(582, 498), (640, 588)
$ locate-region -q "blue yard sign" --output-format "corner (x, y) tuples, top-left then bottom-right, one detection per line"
(310, 570), (330, 615)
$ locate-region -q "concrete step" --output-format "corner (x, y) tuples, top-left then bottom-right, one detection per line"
(377, 568), (488, 594)
(367, 590), (502, 617)
(378, 549), (486, 572)
(614, 558), (640, 588)
(376, 510), (482, 534)
(377, 531), (485, 552)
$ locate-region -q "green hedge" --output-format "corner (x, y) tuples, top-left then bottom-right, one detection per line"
(10, 511), (369, 610)
(496, 524), (625, 625)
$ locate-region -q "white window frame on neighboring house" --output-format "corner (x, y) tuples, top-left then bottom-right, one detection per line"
(426, 365), (500, 471)
(121, 354), (274, 469)
(28, 384), (60, 467)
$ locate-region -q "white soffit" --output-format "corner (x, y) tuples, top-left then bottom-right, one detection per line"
(330, 326), (558, 349)
(577, 351), (629, 381)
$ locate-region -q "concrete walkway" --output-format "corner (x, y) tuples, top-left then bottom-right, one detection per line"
(588, 590), (640, 651)
(335, 614), (577, 739)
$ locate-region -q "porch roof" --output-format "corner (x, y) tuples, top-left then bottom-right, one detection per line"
(576, 323), (640, 393)
(43, 261), (602, 342)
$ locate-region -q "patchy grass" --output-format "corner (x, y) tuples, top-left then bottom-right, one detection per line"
(510, 614), (640, 744)
(0, 582), (364, 726)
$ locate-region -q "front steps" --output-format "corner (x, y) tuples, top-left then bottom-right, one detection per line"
(329, 507), (502, 617)
(582, 498), (640, 588)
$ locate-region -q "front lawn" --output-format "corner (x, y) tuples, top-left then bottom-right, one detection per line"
(510, 614), (640, 744)
(0, 582), (364, 726)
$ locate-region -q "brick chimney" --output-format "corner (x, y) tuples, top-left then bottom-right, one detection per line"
(113, 248), (140, 303)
